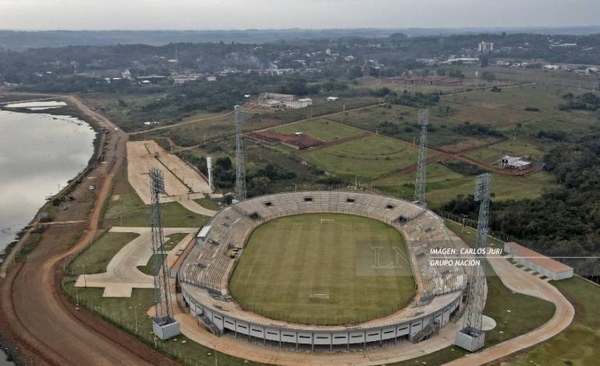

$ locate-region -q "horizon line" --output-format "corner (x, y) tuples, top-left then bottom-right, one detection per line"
(1, 25), (600, 32)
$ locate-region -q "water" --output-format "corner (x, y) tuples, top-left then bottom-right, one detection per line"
(0, 352), (15, 366)
(0, 109), (96, 254)
(4, 101), (68, 110)
(0, 109), (95, 365)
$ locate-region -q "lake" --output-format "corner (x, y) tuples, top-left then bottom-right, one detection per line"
(0, 108), (95, 365)
(0, 109), (96, 256)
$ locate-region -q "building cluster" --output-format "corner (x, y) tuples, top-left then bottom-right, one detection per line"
(258, 92), (313, 109)
(381, 75), (463, 86)
(477, 42), (494, 53)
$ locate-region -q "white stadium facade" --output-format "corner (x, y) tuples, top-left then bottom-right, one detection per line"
(177, 191), (475, 351)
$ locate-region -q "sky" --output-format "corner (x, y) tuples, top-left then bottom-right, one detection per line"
(0, 0), (599, 30)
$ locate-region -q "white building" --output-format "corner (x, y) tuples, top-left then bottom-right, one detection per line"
(504, 242), (573, 281)
(121, 69), (132, 80)
(446, 57), (480, 65)
(173, 74), (200, 85)
(500, 156), (531, 170)
(260, 100), (282, 109)
(260, 92), (295, 102)
(477, 42), (494, 53)
(284, 98), (313, 109)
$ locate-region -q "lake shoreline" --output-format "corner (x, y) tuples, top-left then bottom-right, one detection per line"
(0, 95), (104, 365)
(0, 97), (102, 267)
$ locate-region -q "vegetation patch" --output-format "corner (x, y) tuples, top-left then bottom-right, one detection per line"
(440, 159), (487, 176)
(62, 284), (259, 366)
(137, 253), (166, 276)
(559, 92), (600, 111)
(271, 118), (364, 142)
(193, 197), (221, 211)
(103, 167), (210, 228)
(68, 232), (140, 275)
(452, 122), (504, 138)
(385, 91), (440, 107)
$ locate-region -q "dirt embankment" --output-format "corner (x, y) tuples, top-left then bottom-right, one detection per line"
(0, 95), (177, 366)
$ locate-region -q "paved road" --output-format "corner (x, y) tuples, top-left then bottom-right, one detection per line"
(77, 227), (196, 297)
(126, 140), (217, 216)
(441, 255), (575, 366)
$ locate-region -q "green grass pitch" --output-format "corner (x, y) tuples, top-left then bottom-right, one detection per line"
(228, 213), (415, 325)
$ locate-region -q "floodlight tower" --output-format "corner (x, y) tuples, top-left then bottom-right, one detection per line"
(149, 167), (180, 339)
(207, 156), (214, 194)
(455, 172), (491, 352)
(414, 109), (429, 206)
(234, 105), (247, 200)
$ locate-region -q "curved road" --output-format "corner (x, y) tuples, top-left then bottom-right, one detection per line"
(442, 255), (575, 366)
(0, 95), (177, 366)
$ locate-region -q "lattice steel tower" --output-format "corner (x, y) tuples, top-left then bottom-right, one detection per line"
(414, 109), (429, 206)
(456, 172), (491, 352)
(149, 167), (179, 339)
(235, 105), (247, 200)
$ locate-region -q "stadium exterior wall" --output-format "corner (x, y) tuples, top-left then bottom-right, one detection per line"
(177, 191), (470, 351)
(181, 284), (461, 350)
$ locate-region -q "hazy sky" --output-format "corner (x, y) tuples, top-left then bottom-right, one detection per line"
(0, 0), (598, 30)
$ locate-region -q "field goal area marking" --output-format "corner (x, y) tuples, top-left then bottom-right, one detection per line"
(310, 293), (330, 300)
(320, 219), (335, 224)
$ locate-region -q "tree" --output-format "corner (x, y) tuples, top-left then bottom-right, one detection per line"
(250, 176), (270, 195)
(448, 69), (464, 78)
(215, 156), (232, 170)
(479, 55), (490, 67)
(481, 71), (496, 82)
(347, 65), (363, 80)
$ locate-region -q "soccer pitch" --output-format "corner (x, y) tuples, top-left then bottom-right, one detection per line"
(229, 213), (415, 325)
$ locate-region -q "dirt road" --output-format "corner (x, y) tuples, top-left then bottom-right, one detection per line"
(0, 95), (177, 366)
(128, 111), (233, 136)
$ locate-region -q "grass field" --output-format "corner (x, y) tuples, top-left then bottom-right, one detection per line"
(62, 284), (261, 366)
(68, 232), (140, 275)
(229, 213), (415, 325)
(302, 134), (436, 180)
(441, 84), (597, 141)
(490, 276), (600, 366)
(103, 167), (210, 228)
(271, 118), (364, 141)
(193, 197), (221, 211)
(464, 138), (549, 165)
(375, 162), (555, 208)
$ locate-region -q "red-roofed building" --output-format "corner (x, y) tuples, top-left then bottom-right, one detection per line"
(504, 242), (573, 280)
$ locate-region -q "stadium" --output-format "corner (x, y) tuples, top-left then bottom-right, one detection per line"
(178, 191), (473, 352)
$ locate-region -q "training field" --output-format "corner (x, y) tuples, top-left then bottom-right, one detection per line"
(302, 134), (436, 179)
(229, 213), (415, 325)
